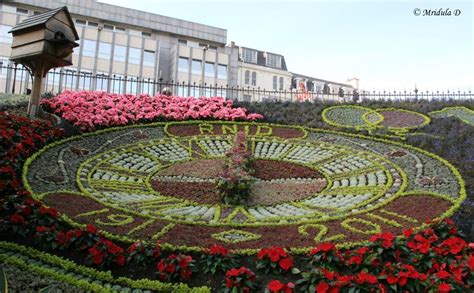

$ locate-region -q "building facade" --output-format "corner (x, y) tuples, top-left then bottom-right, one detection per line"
(0, 0), (356, 101)
(0, 0), (236, 97)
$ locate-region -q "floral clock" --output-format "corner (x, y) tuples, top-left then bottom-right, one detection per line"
(23, 121), (465, 254)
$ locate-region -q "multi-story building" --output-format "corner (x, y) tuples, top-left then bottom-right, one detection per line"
(0, 0), (356, 102)
(0, 0), (237, 97)
(236, 45), (292, 102)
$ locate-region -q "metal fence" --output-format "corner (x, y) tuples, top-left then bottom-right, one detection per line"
(0, 64), (472, 102)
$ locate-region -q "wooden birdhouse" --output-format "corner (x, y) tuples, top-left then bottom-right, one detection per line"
(9, 6), (79, 117)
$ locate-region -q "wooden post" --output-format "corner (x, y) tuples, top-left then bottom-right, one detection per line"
(28, 68), (44, 118)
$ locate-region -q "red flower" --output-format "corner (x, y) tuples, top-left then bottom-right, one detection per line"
(267, 280), (284, 292)
(310, 243), (336, 255)
(355, 271), (378, 285)
(115, 254), (125, 266)
(35, 226), (50, 233)
(436, 270), (451, 280)
(39, 206), (59, 218)
(403, 228), (414, 238)
(209, 244), (228, 256)
(178, 255), (192, 268)
(387, 275), (398, 284)
(316, 281), (329, 293)
(438, 283), (451, 293)
(469, 254), (474, 271)
(86, 224), (97, 234)
(10, 214), (25, 225)
(267, 280), (295, 293)
(370, 232), (395, 248)
(278, 257), (293, 271)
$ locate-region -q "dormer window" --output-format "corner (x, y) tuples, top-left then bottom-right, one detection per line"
(241, 48), (257, 63)
(266, 53), (281, 69)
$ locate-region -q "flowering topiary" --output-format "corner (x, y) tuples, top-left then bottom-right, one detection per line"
(217, 131), (255, 205)
(256, 246), (294, 274)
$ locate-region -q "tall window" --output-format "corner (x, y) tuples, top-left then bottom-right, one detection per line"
(111, 74), (124, 93)
(143, 50), (155, 67)
(126, 76), (138, 94)
(241, 48), (257, 63)
(178, 57), (189, 73)
(0, 25), (12, 44)
(251, 72), (257, 86)
(266, 54), (281, 68)
(191, 59), (202, 75)
(244, 70), (250, 85)
(114, 45), (126, 62)
(78, 71), (92, 90)
(217, 64), (227, 80)
(204, 62), (214, 78)
(95, 73), (108, 91)
(98, 42), (111, 59)
(279, 77), (284, 91)
(128, 47), (141, 65)
(82, 40), (96, 57)
(62, 68), (76, 90)
(272, 76), (277, 90)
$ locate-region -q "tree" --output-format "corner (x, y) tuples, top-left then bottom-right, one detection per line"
(322, 83), (330, 94)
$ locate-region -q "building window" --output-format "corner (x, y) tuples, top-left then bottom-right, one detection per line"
(191, 59), (202, 75)
(266, 54), (281, 68)
(143, 50), (155, 67)
(204, 87), (213, 98)
(78, 71), (93, 90)
(244, 70), (250, 85)
(111, 74), (124, 93)
(204, 62), (214, 78)
(243, 94), (251, 102)
(126, 76), (138, 94)
(114, 45), (126, 62)
(217, 64), (227, 80)
(0, 60), (8, 77)
(16, 8), (28, 14)
(279, 77), (284, 91)
(98, 42), (111, 59)
(272, 76), (277, 90)
(241, 48), (257, 63)
(178, 57), (189, 73)
(95, 73), (109, 91)
(128, 47), (141, 65)
(88, 21), (98, 27)
(178, 39), (187, 45)
(33, 11), (42, 15)
(115, 27), (126, 32)
(251, 72), (257, 86)
(177, 85), (187, 97)
(103, 24), (114, 30)
(141, 32), (152, 37)
(82, 40), (96, 57)
(75, 19), (87, 25)
(62, 68), (76, 90)
(0, 25), (13, 44)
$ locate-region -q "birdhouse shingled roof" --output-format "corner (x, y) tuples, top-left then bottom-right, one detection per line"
(9, 6), (79, 40)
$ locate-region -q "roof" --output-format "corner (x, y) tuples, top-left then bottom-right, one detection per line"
(291, 72), (353, 88)
(9, 6), (79, 40)
(237, 45), (288, 71)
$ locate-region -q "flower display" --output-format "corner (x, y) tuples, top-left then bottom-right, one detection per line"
(224, 266), (257, 292)
(257, 246), (294, 274)
(156, 253), (195, 281)
(41, 91), (263, 130)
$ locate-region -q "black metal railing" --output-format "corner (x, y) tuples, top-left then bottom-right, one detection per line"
(0, 64), (472, 102)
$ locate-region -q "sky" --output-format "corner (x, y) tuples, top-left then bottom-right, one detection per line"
(99, 0), (474, 91)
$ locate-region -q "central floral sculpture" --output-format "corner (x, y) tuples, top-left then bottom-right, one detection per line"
(217, 131), (255, 205)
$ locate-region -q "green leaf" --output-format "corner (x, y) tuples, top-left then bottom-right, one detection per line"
(291, 267), (301, 274)
(39, 285), (57, 293)
(0, 267), (7, 293)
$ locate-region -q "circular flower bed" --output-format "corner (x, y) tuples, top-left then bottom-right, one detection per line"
(322, 106), (431, 138)
(23, 121), (465, 253)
